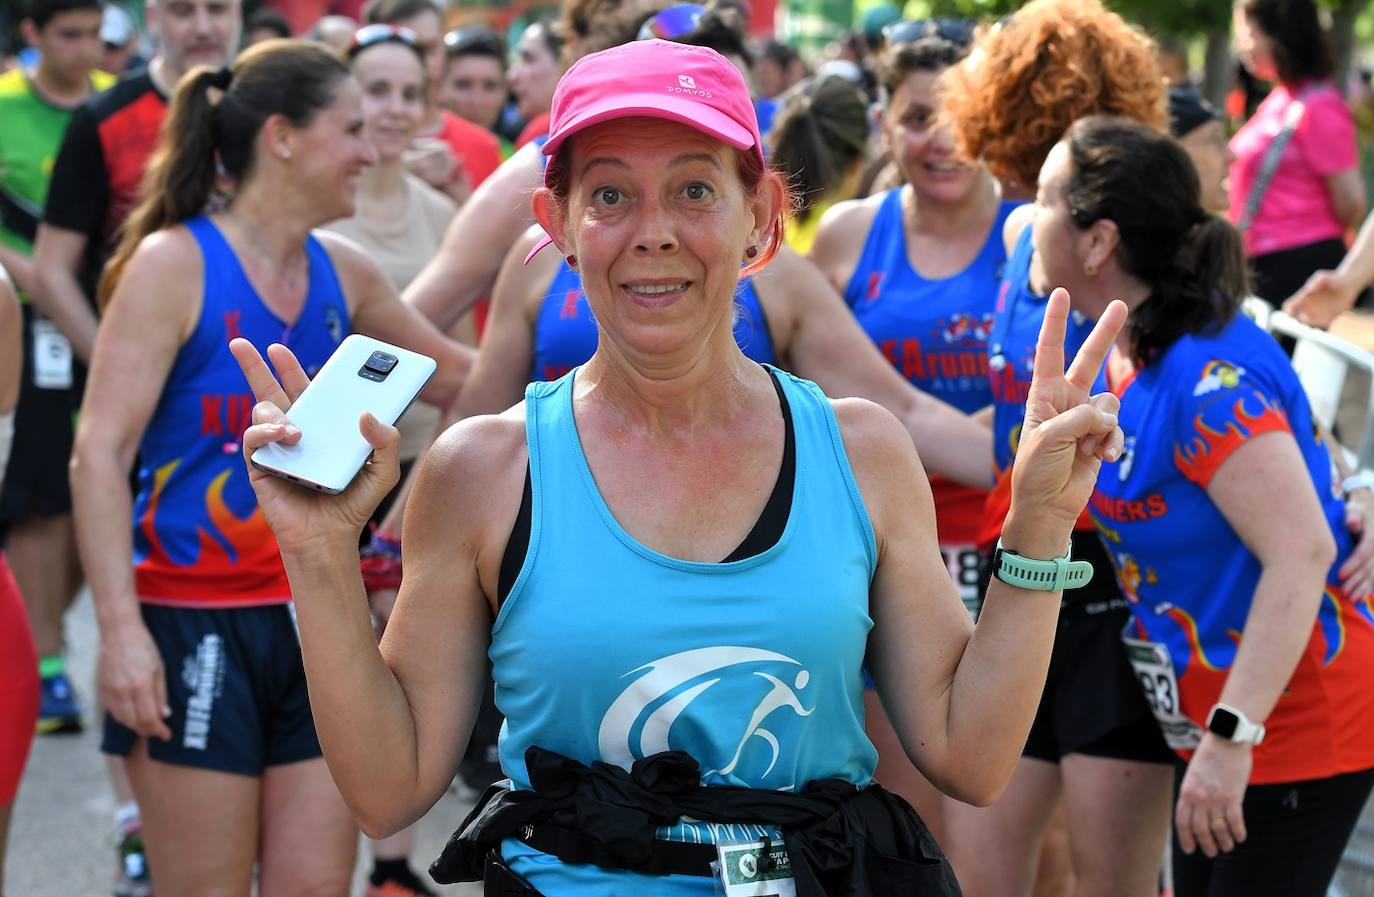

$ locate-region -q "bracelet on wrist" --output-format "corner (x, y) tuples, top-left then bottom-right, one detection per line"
(1341, 471), (1374, 495)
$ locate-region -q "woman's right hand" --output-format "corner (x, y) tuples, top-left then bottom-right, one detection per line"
(1283, 269), (1358, 329)
(99, 619), (172, 740)
(229, 339), (402, 557)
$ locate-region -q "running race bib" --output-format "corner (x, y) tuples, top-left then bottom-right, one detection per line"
(1123, 636), (1203, 750)
(941, 544), (982, 620)
(714, 839), (796, 897)
(32, 317), (73, 390)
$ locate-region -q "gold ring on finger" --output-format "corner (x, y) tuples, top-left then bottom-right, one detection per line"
(1210, 818), (1228, 829)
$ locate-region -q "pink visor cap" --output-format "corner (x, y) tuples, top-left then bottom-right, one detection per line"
(525, 39), (763, 263)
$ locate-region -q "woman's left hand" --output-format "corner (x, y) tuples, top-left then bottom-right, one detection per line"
(1340, 487), (1374, 597)
(1005, 289), (1128, 553)
(1176, 735), (1252, 858)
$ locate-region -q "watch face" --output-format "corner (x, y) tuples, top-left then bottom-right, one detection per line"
(1209, 708), (1240, 739)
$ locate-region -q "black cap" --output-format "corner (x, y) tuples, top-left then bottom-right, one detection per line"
(1169, 85), (1220, 138)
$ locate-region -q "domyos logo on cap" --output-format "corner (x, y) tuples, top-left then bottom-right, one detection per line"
(670, 73), (713, 97)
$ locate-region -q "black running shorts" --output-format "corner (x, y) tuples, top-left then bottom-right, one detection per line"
(101, 602), (321, 774)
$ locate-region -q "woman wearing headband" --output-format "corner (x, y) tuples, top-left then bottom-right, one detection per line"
(235, 39), (1127, 896)
(69, 41), (471, 893)
(1049, 113), (1374, 897)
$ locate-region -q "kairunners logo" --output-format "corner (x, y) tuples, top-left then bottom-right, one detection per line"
(597, 647), (815, 787)
(668, 73), (714, 97)
(181, 634), (227, 751)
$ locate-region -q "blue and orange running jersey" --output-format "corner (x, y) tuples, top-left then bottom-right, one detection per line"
(1091, 312), (1374, 784)
(843, 189), (1018, 545)
(530, 258), (775, 382)
(132, 216), (349, 607)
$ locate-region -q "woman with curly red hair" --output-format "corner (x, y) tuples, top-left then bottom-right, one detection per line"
(937, 2), (1177, 895)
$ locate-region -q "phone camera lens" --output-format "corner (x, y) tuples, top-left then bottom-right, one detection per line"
(359, 351), (398, 382)
(364, 351), (398, 374)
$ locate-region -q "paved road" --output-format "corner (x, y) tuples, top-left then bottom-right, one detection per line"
(6, 591), (482, 897)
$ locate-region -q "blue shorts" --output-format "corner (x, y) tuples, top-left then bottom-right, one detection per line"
(101, 602), (321, 775)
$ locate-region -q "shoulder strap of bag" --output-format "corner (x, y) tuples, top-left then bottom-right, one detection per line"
(1238, 85), (1321, 234)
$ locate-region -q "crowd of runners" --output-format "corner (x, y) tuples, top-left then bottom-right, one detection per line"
(2, 0), (1374, 895)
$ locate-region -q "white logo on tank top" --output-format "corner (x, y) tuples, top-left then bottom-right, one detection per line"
(597, 646), (815, 786)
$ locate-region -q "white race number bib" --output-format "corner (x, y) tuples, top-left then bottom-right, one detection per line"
(1123, 636), (1203, 750)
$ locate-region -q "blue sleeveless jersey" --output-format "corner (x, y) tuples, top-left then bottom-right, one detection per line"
(844, 191), (1018, 414)
(132, 216), (349, 606)
(844, 190), (1018, 547)
(531, 260), (776, 382)
(492, 367), (879, 894)
(980, 225), (1094, 546)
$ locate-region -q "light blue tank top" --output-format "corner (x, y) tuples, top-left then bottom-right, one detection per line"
(491, 366), (879, 894)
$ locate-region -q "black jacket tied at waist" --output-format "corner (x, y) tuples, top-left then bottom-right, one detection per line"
(430, 746), (962, 897)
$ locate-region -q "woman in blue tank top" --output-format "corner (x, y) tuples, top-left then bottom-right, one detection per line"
(238, 40), (1129, 897)
(810, 37), (1018, 849)
(71, 41), (472, 895)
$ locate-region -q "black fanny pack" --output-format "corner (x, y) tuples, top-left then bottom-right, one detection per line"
(430, 746), (962, 897)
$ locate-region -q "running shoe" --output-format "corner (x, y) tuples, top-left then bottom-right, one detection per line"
(35, 672), (84, 734)
(113, 826), (154, 897)
(365, 865), (436, 897)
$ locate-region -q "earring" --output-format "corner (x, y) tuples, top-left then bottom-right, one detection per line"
(1083, 263), (1098, 277)
(745, 245), (759, 259)
(281, 148), (292, 161)
(566, 255), (577, 268)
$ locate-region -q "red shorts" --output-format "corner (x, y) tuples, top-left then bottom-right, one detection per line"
(0, 553), (38, 805)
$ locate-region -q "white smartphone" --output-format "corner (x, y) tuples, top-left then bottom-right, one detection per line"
(249, 335), (436, 495)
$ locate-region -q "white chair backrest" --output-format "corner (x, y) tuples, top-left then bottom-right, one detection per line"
(1267, 310), (1374, 469)
(1241, 296), (1275, 332)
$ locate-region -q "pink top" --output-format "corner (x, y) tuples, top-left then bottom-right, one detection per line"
(1228, 81), (1357, 257)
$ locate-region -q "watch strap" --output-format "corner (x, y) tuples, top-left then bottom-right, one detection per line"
(1206, 703), (1266, 745)
(992, 539), (1094, 592)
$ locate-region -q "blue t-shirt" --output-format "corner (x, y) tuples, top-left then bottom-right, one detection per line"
(493, 368), (878, 894)
(1091, 313), (1374, 784)
(531, 259), (776, 382)
(844, 190), (1018, 546)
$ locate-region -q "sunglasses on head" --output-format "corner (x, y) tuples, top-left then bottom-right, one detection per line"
(444, 26), (504, 56)
(347, 23), (420, 59)
(637, 3), (707, 41)
(881, 17), (975, 47)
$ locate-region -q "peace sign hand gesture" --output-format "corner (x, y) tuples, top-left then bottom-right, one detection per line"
(1006, 290), (1128, 554)
(229, 338), (402, 557)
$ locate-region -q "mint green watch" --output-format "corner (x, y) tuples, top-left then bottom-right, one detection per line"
(991, 539), (1094, 592)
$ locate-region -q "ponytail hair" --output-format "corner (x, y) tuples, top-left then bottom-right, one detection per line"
(1061, 115), (1248, 365)
(99, 40), (349, 308)
(767, 75), (869, 223)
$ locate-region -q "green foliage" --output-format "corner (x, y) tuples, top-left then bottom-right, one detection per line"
(904, 0), (1229, 37)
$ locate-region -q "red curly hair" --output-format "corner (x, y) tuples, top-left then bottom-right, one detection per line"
(942, 0), (1167, 191)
